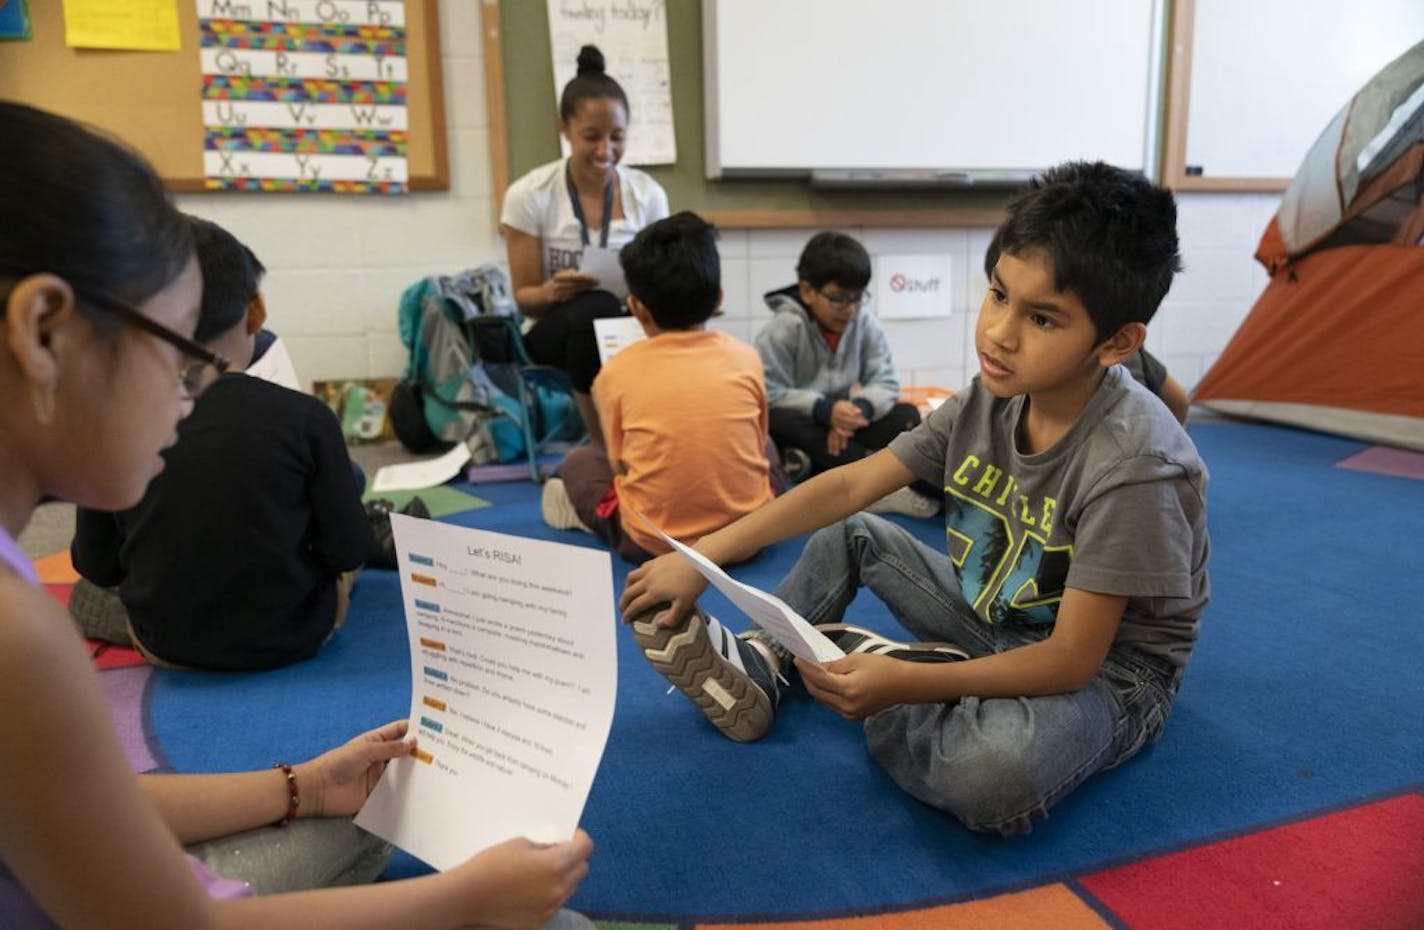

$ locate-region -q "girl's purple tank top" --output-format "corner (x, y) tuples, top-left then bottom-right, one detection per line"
(0, 525), (251, 927)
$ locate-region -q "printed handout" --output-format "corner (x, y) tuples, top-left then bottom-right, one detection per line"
(592, 315), (646, 365)
(356, 516), (617, 870)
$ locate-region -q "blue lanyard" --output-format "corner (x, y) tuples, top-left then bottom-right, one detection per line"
(565, 162), (614, 249)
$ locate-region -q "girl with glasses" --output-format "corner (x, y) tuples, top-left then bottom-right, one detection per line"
(0, 101), (590, 929)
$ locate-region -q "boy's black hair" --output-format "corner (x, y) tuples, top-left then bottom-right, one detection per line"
(795, 231), (872, 291)
(559, 45), (630, 122)
(619, 211), (720, 330)
(186, 216), (266, 343)
(989, 161), (1182, 340)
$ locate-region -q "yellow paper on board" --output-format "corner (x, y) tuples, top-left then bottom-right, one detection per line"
(63, 0), (180, 51)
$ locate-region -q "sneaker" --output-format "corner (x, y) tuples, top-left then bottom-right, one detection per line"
(366, 495), (432, 569)
(816, 623), (969, 663)
(780, 446), (813, 482)
(629, 604), (777, 742)
(865, 486), (941, 518)
(541, 477), (591, 533)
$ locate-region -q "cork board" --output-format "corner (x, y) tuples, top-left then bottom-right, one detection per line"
(0, 0), (448, 192)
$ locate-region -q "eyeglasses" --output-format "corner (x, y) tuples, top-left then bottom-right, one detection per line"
(77, 288), (231, 398)
(819, 288), (870, 309)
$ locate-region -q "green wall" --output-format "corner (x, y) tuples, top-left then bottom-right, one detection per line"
(498, 0), (1011, 224)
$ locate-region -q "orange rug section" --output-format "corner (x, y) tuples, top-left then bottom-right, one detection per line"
(694, 885), (1109, 930)
(34, 549), (79, 584)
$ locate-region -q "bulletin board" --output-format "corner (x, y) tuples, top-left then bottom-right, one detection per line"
(0, 0), (449, 192)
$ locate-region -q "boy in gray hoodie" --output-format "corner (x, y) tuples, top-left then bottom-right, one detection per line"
(755, 232), (936, 517)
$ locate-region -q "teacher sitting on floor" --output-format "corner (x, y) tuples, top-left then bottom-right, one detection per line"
(500, 44), (670, 447)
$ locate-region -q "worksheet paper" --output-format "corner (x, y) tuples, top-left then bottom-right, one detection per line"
(646, 522), (844, 665)
(578, 245), (629, 299)
(592, 315), (646, 365)
(355, 516), (617, 870)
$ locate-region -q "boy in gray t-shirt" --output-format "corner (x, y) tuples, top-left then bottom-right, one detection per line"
(619, 162), (1209, 836)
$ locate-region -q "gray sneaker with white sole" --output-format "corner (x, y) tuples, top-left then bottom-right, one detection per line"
(629, 604), (777, 743)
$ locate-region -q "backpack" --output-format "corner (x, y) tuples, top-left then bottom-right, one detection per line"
(393, 266), (582, 462)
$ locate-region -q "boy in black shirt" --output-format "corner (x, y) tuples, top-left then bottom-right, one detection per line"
(70, 217), (372, 669)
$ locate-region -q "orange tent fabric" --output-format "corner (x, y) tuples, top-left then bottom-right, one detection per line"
(1193, 41), (1424, 450)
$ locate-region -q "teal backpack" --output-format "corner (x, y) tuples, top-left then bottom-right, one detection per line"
(393, 266), (582, 462)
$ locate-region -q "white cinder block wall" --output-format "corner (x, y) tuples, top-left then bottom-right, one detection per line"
(179, 0), (1280, 394)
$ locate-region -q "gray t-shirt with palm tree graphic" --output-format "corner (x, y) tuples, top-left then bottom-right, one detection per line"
(889, 365), (1209, 669)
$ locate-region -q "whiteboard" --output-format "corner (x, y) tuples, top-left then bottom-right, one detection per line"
(1184, 0), (1424, 180)
(703, 0), (1165, 181)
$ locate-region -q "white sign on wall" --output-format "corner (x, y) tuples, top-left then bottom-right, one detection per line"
(873, 254), (953, 320)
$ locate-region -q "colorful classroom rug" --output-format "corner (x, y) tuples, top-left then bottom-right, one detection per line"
(56, 422), (1424, 927)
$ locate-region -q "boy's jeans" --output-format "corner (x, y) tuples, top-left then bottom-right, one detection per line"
(774, 513), (1179, 836)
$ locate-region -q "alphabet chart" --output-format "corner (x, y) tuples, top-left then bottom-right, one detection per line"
(197, 0), (409, 193)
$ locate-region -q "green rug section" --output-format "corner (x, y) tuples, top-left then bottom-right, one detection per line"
(361, 484), (490, 518)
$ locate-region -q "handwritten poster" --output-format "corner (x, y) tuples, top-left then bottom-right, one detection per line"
(196, 0), (409, 193)
(356, 516), (617, 870)
(546, 0), (675, 166)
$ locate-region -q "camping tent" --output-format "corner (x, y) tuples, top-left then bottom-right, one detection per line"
(1193, 40), (1424, 451)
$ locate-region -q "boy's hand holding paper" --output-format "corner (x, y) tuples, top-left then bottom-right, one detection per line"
(637, 514), (844, 665)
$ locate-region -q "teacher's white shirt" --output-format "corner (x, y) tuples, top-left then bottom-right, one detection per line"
(500, 158), (670, 281)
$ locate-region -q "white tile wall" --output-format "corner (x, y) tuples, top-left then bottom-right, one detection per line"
(730, 190), (1280, 392)
(175, 0), (1281, 393)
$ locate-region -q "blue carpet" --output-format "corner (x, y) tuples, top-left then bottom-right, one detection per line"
(145, 422), (1424, 921)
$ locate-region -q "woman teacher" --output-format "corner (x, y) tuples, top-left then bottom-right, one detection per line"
(500, 44), (670, 445)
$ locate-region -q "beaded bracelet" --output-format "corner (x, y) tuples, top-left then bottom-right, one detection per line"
(273, 763), (300, 826)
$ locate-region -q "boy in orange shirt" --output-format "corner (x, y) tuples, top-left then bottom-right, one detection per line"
(542, 212), (777, 563)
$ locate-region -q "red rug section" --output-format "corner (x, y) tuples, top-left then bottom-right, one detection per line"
(1080, 793), (1424, 929)
(89, 639), (146, 669)
(42, 580), (145, 670)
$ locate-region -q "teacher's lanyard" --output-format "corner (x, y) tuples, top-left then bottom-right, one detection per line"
(566, 163), (615, 249)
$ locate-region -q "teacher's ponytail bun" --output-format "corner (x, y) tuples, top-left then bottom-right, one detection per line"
(576, 45), (606, 76)
(560, 44), (629, 121)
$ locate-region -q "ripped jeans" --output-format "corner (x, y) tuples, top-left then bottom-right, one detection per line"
(774, 513), (1179, 836)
